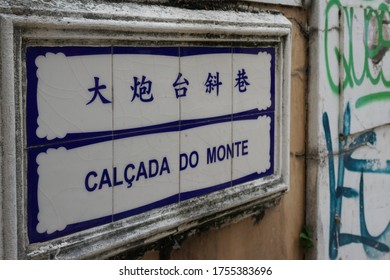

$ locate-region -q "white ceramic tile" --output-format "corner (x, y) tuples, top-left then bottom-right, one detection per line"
(233, 50), (272, 114)
(180, 51), (232, 121)
(35, 52), (112, 140)
(180, 121), (232, 196)
(113, 53), (180, 130)
(35, 141), (113, 234)
(232, 115), (272, 181)
(113, 131), (180, 215)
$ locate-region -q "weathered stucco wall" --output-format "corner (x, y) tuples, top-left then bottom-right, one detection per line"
(134, 3), (308, 260)
(307, 0), (390, 260)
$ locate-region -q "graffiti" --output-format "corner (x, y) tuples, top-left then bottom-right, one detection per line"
(323, 0), (390, 259)
(323, 103), (390, 259)
(325, 0), (390, 108)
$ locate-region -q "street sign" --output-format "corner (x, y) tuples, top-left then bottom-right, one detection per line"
(26, 47), (275, 243)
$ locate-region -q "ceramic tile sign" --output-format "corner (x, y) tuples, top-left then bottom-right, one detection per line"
(26, 47), (275, 243)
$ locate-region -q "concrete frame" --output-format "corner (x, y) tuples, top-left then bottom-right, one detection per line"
(248, 0), (306, 7)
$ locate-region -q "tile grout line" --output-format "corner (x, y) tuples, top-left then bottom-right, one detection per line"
(178, 47), (181, 206)
(231, 48), (234, 189)
(111, 46), (115, 222)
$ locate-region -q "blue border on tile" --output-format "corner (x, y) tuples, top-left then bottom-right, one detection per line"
(234, 47), (275, 112)
(113, 47), (179, 56)
(26, 46), (113, 148)
(27, 111), (274, 243)
(26, 138), (114, 243)
(26, 109), (268, 151)
(180, 111), (275, 201)
(26, 46), (275, 147)
(27, 143), (179, 244)
(180, 47), (232, 56)
(112, 194), (180, 222)
(26, 46), (277, 243)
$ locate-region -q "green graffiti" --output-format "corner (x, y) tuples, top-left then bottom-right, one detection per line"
(356, 91), (390, 107)
(325, 0), (342, 94)
(325, 0), (390, 108)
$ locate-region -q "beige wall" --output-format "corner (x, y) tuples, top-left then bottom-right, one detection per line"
(141, 4), (308, 260)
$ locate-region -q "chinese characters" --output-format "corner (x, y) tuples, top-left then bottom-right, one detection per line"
(86, 77), (111, 105)
(234, 69), (250, 93)
(87, 68), (250, 105)
(173, 72), (189, 99)
(205, 72), (223, 96)
(131, 75), (154, 103)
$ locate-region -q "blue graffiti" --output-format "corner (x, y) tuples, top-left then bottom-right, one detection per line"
(323, 103), (390, 259)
